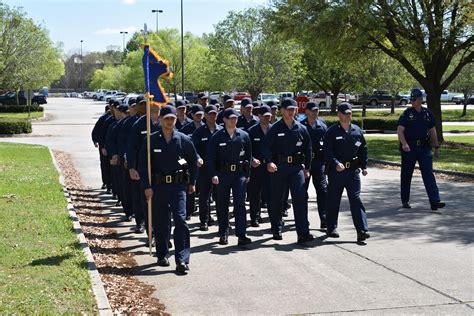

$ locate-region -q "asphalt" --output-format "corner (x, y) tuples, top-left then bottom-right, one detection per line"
(2, 98), (473, 315)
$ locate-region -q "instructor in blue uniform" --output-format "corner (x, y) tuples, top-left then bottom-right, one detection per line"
(139, 105), (198, 274)
(323, 103), (370, 243)
(397, 88), (445, 211)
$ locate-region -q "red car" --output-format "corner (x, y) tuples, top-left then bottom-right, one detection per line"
(233, 92), (251, 101)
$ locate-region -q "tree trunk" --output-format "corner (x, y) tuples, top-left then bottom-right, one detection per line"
(390, 97), (395, 114)
(461, 91), (469, 117)
(361, 92), (367, 117)
(425, 88), (444, 142)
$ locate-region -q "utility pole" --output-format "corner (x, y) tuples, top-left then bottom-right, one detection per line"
(151, 9), (163, 32)
(80, 40), (83, 92)
(120, 31), (128, 55)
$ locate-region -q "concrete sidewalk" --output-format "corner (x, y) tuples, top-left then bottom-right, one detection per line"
(2, 98), (473, 315)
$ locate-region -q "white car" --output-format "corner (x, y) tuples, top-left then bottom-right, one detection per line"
(121, 93), (140, 106)
(167, 93), (183, 104)
(92, 89), (108, 100)
(102, 91), (119, 102)
(258, 93), (279, 105)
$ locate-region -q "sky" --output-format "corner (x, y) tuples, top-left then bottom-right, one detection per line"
(4, 0), (270, 54)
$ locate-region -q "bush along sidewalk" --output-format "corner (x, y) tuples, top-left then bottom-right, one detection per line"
(0, 119), (32, 134)
(0, 104), (44, 113)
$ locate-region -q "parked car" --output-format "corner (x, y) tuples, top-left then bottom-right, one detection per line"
(350, 90), (410, 106)
(278, 92), (294, 100)
(64, 92), (83, 98)
(440, 90), (464, 103)
(258, 93), (279, 105)
(452, 94), (474, 105)
(167, 93), (183, 104)
(0, 91), (47, 105)
(121, 93), (140, 106)
(232, 92), (251, 101)
(310, 91), (332, 107)
(82, 91), (94, 98)
(108, 92), (126, 102)
(103, 91), (120, 102)
(178, 91), (197, 103)
(92, 89), (108, 100)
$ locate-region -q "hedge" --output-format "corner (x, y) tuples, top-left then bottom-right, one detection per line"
(0, 119), (32, 134)
(321, 116), (399, 131)
(0, 105), (44, 113)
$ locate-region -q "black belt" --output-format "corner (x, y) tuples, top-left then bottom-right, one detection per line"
(274, 153), (305, 165)
(152, 170), (187, 185)
(340, 157), (360, 169)
(311, 149), (324, 160)
(218, 161), (248, 172)
(406, 139), (430, 147)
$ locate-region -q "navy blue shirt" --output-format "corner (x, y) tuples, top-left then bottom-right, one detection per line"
(138, 130), (198, 189)
(207, 128), (252, 178)
(301, 118), (327, 162)
(98, 115), (116, 148)
(91, 112), (110, 146)
(191, 123), (223, 160)
(180, 121), (204, 136)
(323, 122), (368, 169)
(176, 116), (192, 130)
(262, 119), (312, 169)
(118, 115), (139, 160)
(127, 115), (161, 170)
(397, 107), (435, 142)
(247, 122), (273, 161)
(237, 114), (259, 131)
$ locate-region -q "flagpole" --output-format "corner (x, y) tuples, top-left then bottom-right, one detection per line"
(144, 24), (153, 257)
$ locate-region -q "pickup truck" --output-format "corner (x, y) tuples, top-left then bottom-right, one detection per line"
(350, 91), (410, 106)
(440, 90), (464, 103)
(0, 91), (47, 105)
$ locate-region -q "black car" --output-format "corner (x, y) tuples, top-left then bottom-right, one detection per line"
(351, 90), (410, 106)
(0, 91), (47, 105)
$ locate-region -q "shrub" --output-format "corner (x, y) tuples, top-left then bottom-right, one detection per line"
(0, 105), (44, 113)
(0, 119), (32, 134)
(321, 117), (399, 131)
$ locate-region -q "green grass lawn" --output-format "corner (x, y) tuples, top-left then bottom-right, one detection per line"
(444, 135), (474, 146)
(442, 125), (474, 132)
(0, 143), (97, 313)
(319, 109), (473, 121)
(366, 136), (474, 173)
(0, 112), (44, 120)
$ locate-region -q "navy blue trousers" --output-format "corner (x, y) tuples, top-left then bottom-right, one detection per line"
(130, 179), (144, 226)
(152, 183), (190, 264)
(99, 148), (111, 189)
(327, 168), (368, 232)
(248, 164), (271, 222)
(121, 163), (133, 216)
(305, 160), (327, 222)
(216, 172), (247, 237)
(197, 166), (213, 225)
(401, 148), (440, 204)
(269, 166), (310, 236)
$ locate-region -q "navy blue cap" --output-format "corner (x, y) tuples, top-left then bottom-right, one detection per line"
(197, 92), (207, 99)
(205, 105), (218, 114)
(209, 98), (219, 105)
(280, 98), (297, 109)
(175, 100), (186, 108)
(191, 104), (205, 115)
(119, 105), (128, 113)
(223, 108), (239, 119)
(266, 100), (276, 107)
(241, 98), (252, 107)
(305, 101), (319, 111)
(128, 98), (136, 106)
(410, 88), (423, 100)
(160, 105), (177, 118)
(337, 102), (352, 114)
(252, 101), (261, 108)
(135, 95), (145, 105)
(259, 105), (272, 116)
(105, 105), (109, 111)
(108, 99), (115, 106)
(113, 101), (121, 108)
(223, 94), (234, 103)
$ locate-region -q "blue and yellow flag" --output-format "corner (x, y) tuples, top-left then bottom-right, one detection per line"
(142, 44), (173, 106)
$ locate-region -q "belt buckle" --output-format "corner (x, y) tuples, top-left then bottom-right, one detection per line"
(345, 162), (351, 168)
(311, 152), (315, 159)
(287, 156), (293, 163)
(165, 175), (172, 183)
(230, 164), (236, 172)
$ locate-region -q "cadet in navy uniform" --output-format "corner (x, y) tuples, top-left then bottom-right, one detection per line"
(397, 88), (445, 211)
(91, 105), (111, 190)
(175, 100), (192, 130)
(191, 105), (222, 231)
(237, 98), (258, 131)
(323, 103), (370, 243)
(301, 102), (328, 229)
(267, 101), (279, 124)
(139, 105), (198, 274)
(247, 105), (273, 227)
(262, 98), (314, 244)
(217, 95), (235, 125)
(207, 108), (252, 246)
(98, 101), (118, 194)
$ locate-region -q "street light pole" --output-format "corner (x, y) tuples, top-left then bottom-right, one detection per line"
(80, 40), (83, 92)
(120, 31), (128, 54)
(180, 0), (185, 99)
(151, 9), (163, 32)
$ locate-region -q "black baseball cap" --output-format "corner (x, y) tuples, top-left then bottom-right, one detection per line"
(191, 104), (205, 115)
(197, 92), (208, 99)
(305, 102), (319, 111)
(241, 98), (252, 107)
(259, 105), (272, 116)
(280, 98), (297, 109)
(223, 108), (239, 119)
(204, 105), (218, 114)
(410, 88), (423, 100)
(160, 105), (177, 118)
(337, 102), (352, 114)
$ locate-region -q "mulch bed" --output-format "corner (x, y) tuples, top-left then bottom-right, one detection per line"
(53, 150), (167, 315)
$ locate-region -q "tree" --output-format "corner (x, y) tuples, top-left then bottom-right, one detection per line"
(0, 2), (64, 100)
(206, 8), (304, 99)
(272, 0), (474, 140)
(450, 60), (474, 116)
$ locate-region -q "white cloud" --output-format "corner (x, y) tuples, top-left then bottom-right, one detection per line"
(94, 26), (139, 35)
(122, 0), (137, 4)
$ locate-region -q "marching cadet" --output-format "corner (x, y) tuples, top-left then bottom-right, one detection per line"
(139, 105), (198, 274)
(175, 100), (192, 130)
(301, 102), (328, 229)
(191, 104), (222, 231)
(397, 88), (445, 211)
(197, 92), (208, 107)
(262, 98), (314, 244)
(237, 98), (259, 131)
(217, 95), (235, 125)
(267, 101), (279, 124)
(323, 103), (370, 243)
(207, 108), (252, 246)
(247, 105), (273, 227)
(91, 105), (111, 190)
(180, 104), (205, 219)
(98, 101), (118, 194)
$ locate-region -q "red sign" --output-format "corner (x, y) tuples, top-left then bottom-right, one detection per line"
(295, 96), (309, 114)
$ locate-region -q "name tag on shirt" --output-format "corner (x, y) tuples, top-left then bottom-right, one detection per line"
(278, 133), (285, 137)
(219, 143), (227, 147)
(141, 131), (147, 134)
(178, 158), (187, 165)
(201, 137), (208, 141)
(296, 141), (302, 146)
(320, 141), (324, 146)
(336, 136), (343, 140)
(254, 138), (260, 141)
(240, 150), (245, 156)
(154, 149), (162, 153)
(355, 141), (362, 147)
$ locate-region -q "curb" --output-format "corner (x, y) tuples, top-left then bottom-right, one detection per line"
(49, 149), (113, 315)
(369, 158), (474, 179)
